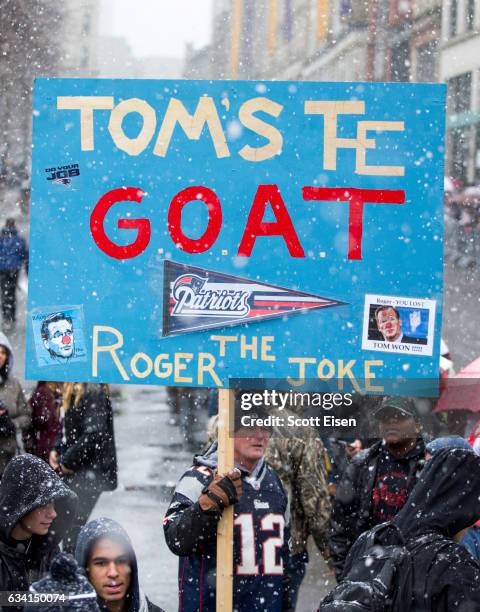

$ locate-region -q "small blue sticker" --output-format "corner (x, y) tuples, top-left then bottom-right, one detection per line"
(31, 305), (88, 367)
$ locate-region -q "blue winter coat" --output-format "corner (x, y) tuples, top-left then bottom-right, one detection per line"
(0, 228), (28, 271)
(461, 526), (480, 561)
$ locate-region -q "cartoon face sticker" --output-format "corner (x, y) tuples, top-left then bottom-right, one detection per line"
(41, 313), (75, 360)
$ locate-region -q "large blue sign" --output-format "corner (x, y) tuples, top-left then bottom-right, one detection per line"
(26, 79), (446, 391)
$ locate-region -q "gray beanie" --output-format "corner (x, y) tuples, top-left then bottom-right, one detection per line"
(26, 552), (99, 611)
(425, 436), (473, 456)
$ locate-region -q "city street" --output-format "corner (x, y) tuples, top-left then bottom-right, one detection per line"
(2, 1), (480, 611)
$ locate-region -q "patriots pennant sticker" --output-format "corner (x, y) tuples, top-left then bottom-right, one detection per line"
(162, 261), (346, 336)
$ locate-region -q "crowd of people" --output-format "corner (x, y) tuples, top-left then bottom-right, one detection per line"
(0, 456), (164, 612)
(161, 395), (480, 611)
(1, 217), (480, 610)
(0, 353), (166, 610)
(2, 333), (480, 610)
(445, 181), (480, 268)
(0, 314), (167, 610)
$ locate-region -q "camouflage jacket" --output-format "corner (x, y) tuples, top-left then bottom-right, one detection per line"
(265, 415), (331, 558)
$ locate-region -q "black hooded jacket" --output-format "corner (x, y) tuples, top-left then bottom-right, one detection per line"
(0, 454), (78, 592)
(394, 448), (480, 611)
(342, 448), (480, 611)
(53, 386), (117, 491)
(329, 438), (426, 577)
(75, 517), (163, 612)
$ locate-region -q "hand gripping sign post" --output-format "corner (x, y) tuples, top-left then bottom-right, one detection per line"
(27, 79), (445, 611)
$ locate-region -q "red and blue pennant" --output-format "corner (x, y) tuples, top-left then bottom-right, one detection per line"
(163, 260), (345, 336)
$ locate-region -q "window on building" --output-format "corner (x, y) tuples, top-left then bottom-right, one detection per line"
(447, 73), (473, 183)
(466, 0), (475, 31)
(240, 0), (254, 73)
(82, 14), (91, 36)
(81, 46), (89, 69)
(416, 40), (437, 82)
(388, 0), (411, 26)
(449, 0), (458, 37)
(448, 72), (472, 114)
(391, 40), (410, 81)
(451, 128), (470, 184)
(282, 0), (293, 41)
(340, 0), (368, 24)
(475, 125), (480, 181)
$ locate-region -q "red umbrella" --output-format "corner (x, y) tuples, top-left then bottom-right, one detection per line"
(434, 356), (480, 413)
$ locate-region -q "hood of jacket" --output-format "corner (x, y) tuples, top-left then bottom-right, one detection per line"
(394, 447), (480, 539)
(0, 331), (14, 370)
(194, 441), (267, 488)
(0, 454), (78, 545)
(75, 517), (147, 612)
(1, 227), (18, 237)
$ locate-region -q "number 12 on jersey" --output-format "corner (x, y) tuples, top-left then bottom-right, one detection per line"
(235, 513), (285, 575)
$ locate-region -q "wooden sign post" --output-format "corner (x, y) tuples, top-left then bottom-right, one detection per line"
(216, 388), (235, 612)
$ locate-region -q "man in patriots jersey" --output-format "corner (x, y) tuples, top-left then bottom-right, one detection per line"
(163, 413), (291, 612)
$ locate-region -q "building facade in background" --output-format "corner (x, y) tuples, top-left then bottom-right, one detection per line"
(97, 35), (182, 79)
(1, 1), (480, 193)
(0, 0), (186, 208)
(0, 0), (99, 207)
(61, 0), (99, 75)
(186, 0), (480, 184)
(440, 0), (480, 182)
(189, 1), (441, 82)
(98, 0), (183, 79)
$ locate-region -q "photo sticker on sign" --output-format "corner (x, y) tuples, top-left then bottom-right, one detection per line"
(31, 305), (88, 367)
(362, 294), (436, 357)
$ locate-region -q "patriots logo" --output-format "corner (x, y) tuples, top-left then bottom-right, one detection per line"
(254, 500), (270, 509)
(172, 273), (250, 318)
(162, 261), (346, 336)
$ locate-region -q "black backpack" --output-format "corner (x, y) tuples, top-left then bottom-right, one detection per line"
(319, 523), (413, 612)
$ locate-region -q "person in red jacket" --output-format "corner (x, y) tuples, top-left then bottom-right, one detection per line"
(29, 381), (62, 463)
